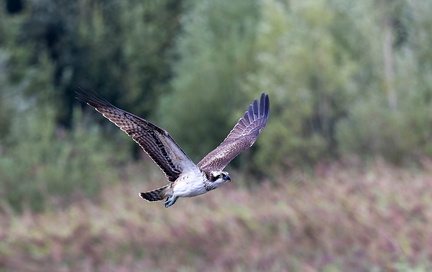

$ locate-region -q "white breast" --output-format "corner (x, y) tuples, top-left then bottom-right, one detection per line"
(172, 169), (208, 197)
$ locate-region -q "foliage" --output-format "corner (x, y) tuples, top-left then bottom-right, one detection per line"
(249, 0), (361, 171)
(1, 0), (432, 212)
(2, 162), (432, 271)
(0, 4), (126, 212)
(336, 0), (432, 163)
(0, 99), (127, 212)
(1, 2), (432, 269)
(156, 0), (260, 164)
(337, 91), (432, 163)
(16, 0), (186, 127)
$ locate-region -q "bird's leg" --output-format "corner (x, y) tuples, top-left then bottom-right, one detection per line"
(164, 196), (179, 208)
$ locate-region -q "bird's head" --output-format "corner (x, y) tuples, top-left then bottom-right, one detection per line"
(210, 171), (231, 186)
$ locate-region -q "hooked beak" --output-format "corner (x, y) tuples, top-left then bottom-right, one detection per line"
(224, 175), (231, 182)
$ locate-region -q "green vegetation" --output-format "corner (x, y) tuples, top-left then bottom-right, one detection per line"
(0, 102), (126, 212)
(1, 0), (432, 270)
(1, 0), (432, 175)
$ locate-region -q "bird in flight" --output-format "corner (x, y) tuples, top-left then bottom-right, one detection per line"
(76, 90), (270, 207)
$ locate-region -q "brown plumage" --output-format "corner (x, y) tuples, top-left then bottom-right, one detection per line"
(76, 89), (270, 207)
(197, 93), (270, 172)
(76, 89), (190, 182)
(140, 185), (171, 201)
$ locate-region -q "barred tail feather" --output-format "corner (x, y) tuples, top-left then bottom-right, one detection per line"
(140, 185), (170, 202)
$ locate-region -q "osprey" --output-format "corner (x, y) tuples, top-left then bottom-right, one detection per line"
(76, 90), (270, 207)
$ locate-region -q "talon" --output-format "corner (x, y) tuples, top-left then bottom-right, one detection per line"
(164, 196), (179, 208)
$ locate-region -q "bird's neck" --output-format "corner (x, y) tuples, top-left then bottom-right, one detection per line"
(204, 179), (226, 191)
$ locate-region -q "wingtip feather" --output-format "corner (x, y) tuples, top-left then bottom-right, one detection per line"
(257, 92), (270, 118)
(264, 93), (270, 117)
(253, 98), (259, 117)
(75, 88), (114, 108)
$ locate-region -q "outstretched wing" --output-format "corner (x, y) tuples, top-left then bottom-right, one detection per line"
(76, 89), (196, 182)
(197, 93), (270, 172)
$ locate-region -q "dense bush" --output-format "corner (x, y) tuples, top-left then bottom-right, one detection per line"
(1, 0), (432, 212)
(0, 101), (127, 212)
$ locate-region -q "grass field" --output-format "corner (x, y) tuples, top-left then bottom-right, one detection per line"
(1, 161), (432, 271)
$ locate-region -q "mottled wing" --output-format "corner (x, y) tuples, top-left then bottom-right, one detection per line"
(197, 93), (270, 172)
(76, 89), (197, 182)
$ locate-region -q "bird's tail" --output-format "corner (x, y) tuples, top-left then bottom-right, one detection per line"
(140, 185), (170, 202)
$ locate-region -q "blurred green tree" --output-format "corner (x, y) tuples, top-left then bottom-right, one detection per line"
(336, 0), (432, 163)
(19, 0), (186, 127)
(249, 0), (363, 172)
(156, 0), (260, 165)
(0, 99), (126, 212)
(1, 0), (432, 192)
(0, 4), (127, 212)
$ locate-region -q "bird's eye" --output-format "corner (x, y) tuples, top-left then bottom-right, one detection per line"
(219, 174), (224, 178)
